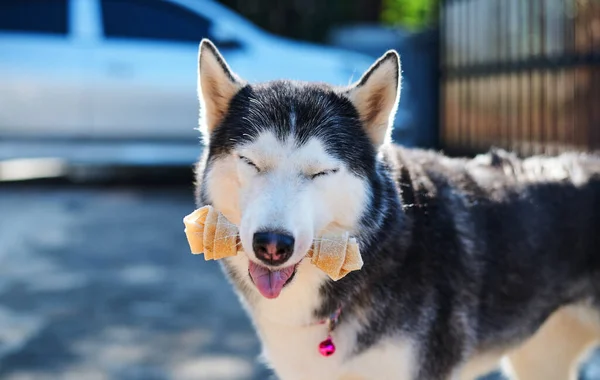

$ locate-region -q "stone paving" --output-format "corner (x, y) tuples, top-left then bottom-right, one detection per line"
(0, 183), (597, 380)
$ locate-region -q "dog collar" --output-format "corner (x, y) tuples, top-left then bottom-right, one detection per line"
(317, 307), (342, 357)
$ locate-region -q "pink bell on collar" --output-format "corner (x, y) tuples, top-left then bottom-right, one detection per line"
(319, 335), (336, 356)
(317, 307), (342, 357)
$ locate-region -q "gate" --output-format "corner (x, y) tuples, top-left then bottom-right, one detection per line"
(440, 0), (600, 156)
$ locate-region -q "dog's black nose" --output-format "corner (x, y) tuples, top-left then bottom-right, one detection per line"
(252, 232), (295, 265)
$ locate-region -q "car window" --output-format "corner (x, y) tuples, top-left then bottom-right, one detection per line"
(0, 0), (68, 35)
(101, 0), (212, 43)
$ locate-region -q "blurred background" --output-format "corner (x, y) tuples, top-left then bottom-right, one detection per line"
(0, 0), (599, 379)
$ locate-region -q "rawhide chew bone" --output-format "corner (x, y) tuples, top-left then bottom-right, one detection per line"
(307, 233), (362, 281)
(183, 206), (238, 259)
(182, 206), (363, 280)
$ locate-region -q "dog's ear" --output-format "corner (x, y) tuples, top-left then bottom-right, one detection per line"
(198, 39), (244, 137)
(344, 51), (401, 147)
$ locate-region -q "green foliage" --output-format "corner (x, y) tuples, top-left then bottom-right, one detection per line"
(381, 0), (438, 30)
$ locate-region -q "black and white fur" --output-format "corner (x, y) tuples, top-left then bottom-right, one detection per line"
(194, 39), (600, 380)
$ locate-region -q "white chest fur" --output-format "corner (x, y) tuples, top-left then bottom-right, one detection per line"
(255, 314), (416, 380)
(226, 255), (417, 380)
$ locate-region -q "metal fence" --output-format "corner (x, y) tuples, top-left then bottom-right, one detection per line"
(440, 0), (600, 157)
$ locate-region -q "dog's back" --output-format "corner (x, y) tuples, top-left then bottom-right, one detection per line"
(389, 146), (600, 348)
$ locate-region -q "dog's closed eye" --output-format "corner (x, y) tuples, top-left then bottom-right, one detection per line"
(310, 168), (339, 180)
(239, 155), (260, 172)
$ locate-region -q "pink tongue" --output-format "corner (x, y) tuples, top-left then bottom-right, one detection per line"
(248, 261), (296, 299)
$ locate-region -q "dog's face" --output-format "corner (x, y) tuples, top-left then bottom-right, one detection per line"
(197, 40), (400, 299)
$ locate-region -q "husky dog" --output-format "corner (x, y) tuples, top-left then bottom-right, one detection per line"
(193, 39), (600, 380)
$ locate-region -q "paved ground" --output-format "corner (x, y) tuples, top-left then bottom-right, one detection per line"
(0, 182), (272, 380)
(0, 182), (598, 380)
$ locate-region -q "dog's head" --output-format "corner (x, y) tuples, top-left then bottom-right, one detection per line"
(196, 39), (400, 299)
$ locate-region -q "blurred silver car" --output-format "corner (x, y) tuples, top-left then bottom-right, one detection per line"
(0, 0), (375, 167)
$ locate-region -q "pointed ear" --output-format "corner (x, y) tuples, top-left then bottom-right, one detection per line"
(198, 39), (244, 137)
(344, 50), (401, 147)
